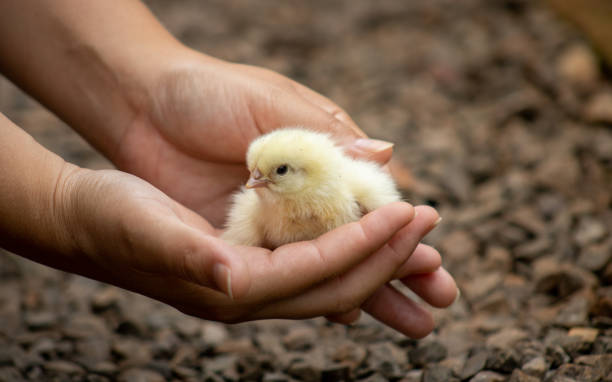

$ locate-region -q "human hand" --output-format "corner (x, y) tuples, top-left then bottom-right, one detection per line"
(104, 51), (457, 335)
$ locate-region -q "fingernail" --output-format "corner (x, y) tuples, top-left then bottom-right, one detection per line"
(354, 138), (394, 153)
(213, 264), (233, 299)
(433, 217), (442, 227)
(454, 287), (461, 304)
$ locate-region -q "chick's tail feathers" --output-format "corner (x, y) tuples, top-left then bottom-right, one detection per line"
(348, 160), (402, 214)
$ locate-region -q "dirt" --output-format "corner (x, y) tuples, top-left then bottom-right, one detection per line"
(0, 0), (611, 381)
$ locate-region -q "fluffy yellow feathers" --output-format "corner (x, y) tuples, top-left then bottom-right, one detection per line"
(221, 128), (401, 249)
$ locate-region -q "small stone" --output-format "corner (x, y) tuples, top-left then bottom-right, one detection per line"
(584, 92), (612, 124)
(533, 257), (595, 299)
(546, 345), (571, 368)
(111, 339), (152, 366)
(400, 369), (423, 382)
(486, 348), (520, 373)
(215, 338), (256, 354)
(282, 326), (317, 351)
(330, 341), (367, 370)
(423, 364), (456, 382)
(204, 354), (237, 376)
(463, 273), (503, 302)
(44, 360), (85, 375)
(173, 365), (198, 379)
(469, 371), (506, 382)
(460, 350), (488, 380)
(555, 293), (591, 327)
(575, 354), (612, 378)
(173, 317), (201, 339)
(409, 341), (447, 367)
(513, 237), (552, 260)
(568, 327), (599, 343)
(439, 230), (479, 264)
(262, 372), (291, 382)
(486, 328), (529, 349)
(88, 361), (118, 376)
(201, 322), (229, 346)
(556, 43), (600, 92)
(550, 363), (598, 382)
(117, 368), (165, 382)
(62, 314), (109, 340)
(91, 287), (121, 312)
(521, 356), (548, 377)
(577, 242), (611, 272)
(574, 217), (607, 246)
(286, 359), (320, 382)
(509, 369), (539, 382)
(75, 337), (111, 365)
(482, 246), (512, 273)
(24, 312), (56, 330)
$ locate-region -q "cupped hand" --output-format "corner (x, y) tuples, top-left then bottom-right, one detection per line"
(63, 166), (453, 337)
(99, 51), (457, 336)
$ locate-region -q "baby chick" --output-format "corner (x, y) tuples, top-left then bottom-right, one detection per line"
(222, 128), (401, 249)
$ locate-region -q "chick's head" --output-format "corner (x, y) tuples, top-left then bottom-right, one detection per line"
(245, 128), (343, 195)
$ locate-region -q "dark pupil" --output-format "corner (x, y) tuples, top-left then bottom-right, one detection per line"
(276, 165), (288, 175)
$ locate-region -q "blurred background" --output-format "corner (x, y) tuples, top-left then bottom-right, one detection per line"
(0, 0), (610, 381)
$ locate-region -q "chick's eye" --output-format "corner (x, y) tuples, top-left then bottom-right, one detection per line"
(276, 165), (288, 175)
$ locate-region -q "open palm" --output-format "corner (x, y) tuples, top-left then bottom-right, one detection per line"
(114, 58), (370, 227)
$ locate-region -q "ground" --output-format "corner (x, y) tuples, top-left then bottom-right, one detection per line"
(0, 0), (610, 381)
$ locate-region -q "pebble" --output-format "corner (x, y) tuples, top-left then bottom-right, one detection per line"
(584, 91), (612, 124)
(117, 368), (165, 382)
(521, 356), (548, 377)
(286, 359), (320, 382)
(214, 338), (256, 354)
(409, 341), (447, 367)
(556, 43), (600, 92)
(330, 341), (367, 370)
(568, 327), (599, 343)
(574, 217), (607, 246)
(509, 369), (540, 382)
(90, 287), (121, 312)
(486, 328), (529, 349)
(282, 326), (317, 351)
(23, 312), (57, 330)
(43, 360), (85, 375)
(422, 364), (457, 382)
(469, 371), (506, 382)
(321, 364), (350, 382)
(460, 349), (488, 380)
(262, 372), (291, 382)
(201, 322), (230, 347)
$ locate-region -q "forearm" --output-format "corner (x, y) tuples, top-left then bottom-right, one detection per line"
(0, 113), (81, 266)
(0, 0), (189, 159)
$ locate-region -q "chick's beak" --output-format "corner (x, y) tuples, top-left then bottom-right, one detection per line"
(246, 168), (269, 189)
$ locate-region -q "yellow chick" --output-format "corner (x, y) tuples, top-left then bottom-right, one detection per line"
(221, 128), (401, 249)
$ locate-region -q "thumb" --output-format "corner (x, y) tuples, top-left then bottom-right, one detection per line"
(117, 208), (250, 300)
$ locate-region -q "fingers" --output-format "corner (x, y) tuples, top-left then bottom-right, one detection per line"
(251, 205), (439, 318)
(326, 309), (362, 325)
(401, 267), (458, 308)
(242, 202), (416, 301)
(362, 284), (434, 338)
(393, 243), (442, 278)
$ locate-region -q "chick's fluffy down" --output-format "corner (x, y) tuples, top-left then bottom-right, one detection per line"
(222, 128), (400, 249)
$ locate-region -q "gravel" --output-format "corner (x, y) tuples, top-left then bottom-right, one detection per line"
(1, 0), (611, 381)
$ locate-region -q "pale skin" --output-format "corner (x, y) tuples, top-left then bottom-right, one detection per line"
(0, 1), (458, 337)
